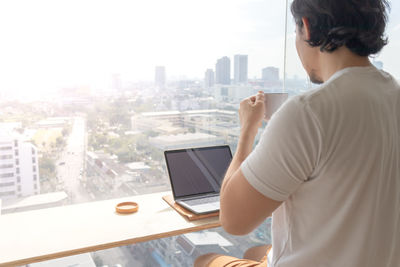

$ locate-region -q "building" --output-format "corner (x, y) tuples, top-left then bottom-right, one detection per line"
(234, 55), (248, 84)
(213, 84), (256, 103)
(262, 67), (279, 84)
(132, 110), (183, 133)
(204, 69), (215, 88)
(35, 117), (71, 128)
(155, 66), (166, 88)
(0, 132), (40, 200)
(132, 109), (238, 134)
(215, 57), (231, 85)
(149, 133), (225, 150)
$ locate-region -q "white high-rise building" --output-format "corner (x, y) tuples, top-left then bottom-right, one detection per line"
(262, 67), (279, 82)
(204, 69), (215, 88)
(0, 133), (40, 200)
(215, 57), (231, 85)
(155, 66), (166, 88)
(234, 55), (248, 84)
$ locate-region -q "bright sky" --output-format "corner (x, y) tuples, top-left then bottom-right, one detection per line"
(0, 0), (399, 97)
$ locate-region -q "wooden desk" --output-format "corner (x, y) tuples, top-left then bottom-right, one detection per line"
(0, 191), (221, 267)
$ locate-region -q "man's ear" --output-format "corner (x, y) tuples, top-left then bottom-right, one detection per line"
(301, 17), (311, 40)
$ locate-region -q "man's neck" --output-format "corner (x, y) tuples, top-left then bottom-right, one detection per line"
(319, 47), (372, 82)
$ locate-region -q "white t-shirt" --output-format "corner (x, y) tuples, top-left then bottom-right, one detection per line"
(241, 66), (400, 267)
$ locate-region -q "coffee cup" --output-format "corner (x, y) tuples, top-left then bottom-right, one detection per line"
(264, 92), (288, 120)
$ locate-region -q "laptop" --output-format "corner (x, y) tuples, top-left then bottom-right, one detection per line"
(164, 145), (232, 214)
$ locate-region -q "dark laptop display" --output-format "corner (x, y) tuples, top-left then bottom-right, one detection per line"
(164, 145), (232, 214)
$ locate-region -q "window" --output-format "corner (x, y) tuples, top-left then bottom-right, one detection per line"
(284, 0), (400, 93)
(0, 0), (283, 264)
(0, 191), (15, 197)
(16, 167), (20, 174)
(0, 182), (15, 187)
(1, 0), (399, 266)
(18, 185), (21, 191)
(0, 146), (12, 151)
(0, 164), (13, 169)
(0, 173), (14, 178)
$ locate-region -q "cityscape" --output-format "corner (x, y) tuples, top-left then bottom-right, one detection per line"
(0, 52), (311, 267)
(0, 48), (392, 266)
(1, 0), (399, 264)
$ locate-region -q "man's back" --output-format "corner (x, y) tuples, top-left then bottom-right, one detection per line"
(260, 66), (400, 266)
(195, 1), (399, 266)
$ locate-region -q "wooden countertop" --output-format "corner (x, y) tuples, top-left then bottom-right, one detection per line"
(0, 191), (220, 267)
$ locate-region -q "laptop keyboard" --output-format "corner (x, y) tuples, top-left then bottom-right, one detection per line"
(184, 196), (219, 205)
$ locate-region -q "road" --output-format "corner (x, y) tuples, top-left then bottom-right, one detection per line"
(55, 117), (161, 265)
(57, 116), (91, 204)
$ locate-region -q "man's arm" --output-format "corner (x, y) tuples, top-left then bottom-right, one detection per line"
(220, 92), (282, 236)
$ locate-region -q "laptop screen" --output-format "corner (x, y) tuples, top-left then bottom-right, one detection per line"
(164, 145), (232, 198)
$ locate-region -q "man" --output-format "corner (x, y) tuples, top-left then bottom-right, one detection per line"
(195, 0), (400, 266)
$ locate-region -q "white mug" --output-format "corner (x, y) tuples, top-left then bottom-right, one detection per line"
(264, 92), (288, 120)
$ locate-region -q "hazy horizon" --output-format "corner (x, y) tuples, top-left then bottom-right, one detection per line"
(0, 0), (399, 98)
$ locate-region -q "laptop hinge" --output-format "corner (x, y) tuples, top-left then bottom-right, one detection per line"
(177, 193), (219, 201)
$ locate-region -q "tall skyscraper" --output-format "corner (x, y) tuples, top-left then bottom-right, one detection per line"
(234, 55), (248, 84)
(262, 67), (279, 82)
(204, 69), (215, 88)
(215, 57), (231, 85)
(155, 66), (166, 88)
(0, 133), (40, 200)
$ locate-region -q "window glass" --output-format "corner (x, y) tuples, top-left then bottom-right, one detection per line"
(2, 0), (399, 266)
(0, 0), (285, 210)
(375, 2), (400, 78)
(285, 0), (400, 92)
(0, 0), (284, 265)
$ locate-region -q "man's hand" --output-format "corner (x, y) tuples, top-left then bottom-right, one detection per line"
(239, 91), (265, 135)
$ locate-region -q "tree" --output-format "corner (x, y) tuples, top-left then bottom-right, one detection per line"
(39, 156), (56, 180)
(56, 136), (65, 147)
(61, 127), (70, 137)
(116, 147), (139, 163)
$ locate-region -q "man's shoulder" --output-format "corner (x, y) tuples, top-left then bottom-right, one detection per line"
(292, 67), (388, 109)
(285, 77), (355, 125)
(288, 87), (326, 112)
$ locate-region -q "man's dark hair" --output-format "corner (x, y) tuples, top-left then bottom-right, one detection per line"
(291, 0), (390, 56)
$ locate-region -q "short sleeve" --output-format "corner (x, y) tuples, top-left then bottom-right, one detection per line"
(241, 96), (322, 202)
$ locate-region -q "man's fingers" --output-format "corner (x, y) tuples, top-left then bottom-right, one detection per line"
(242, 92), (265, 108)
(255, 92), (265, 105)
